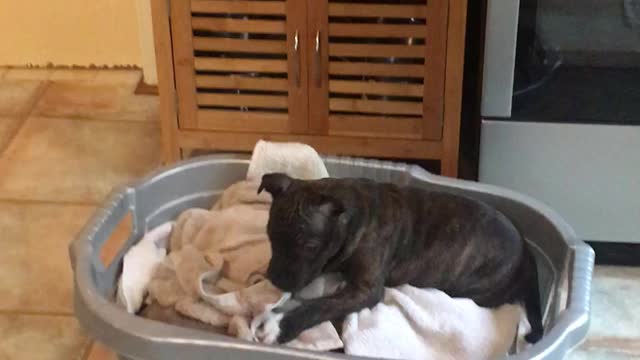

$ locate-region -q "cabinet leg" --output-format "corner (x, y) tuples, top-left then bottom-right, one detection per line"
(162, 143), (181, 165)
(441, 153), (459, 178)
(179, 148), (188, 160)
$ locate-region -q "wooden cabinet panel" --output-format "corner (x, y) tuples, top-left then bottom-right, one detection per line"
(170, 0), (308, 134)
(308, 0), (448, 140)
(155, 0), (467, 176)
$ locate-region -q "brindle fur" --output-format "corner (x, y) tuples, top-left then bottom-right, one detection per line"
(258, 173), (544, 344)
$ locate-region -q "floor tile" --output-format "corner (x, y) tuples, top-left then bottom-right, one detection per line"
(50, 69), (98, 82)
(0, 117), (24, 152)
(34, 82), (158, 122)
(0, 314), (88, 360)
(0, 80), (43, 117)
(0, 202), (94, 313)
(569, 347), (639, 360)
(0, 117), (161, 203)
(588, 266), (640, 339)
(85, 342), (118, 360)
(4, 68), (52, 81)
(581, 337), (640, 356)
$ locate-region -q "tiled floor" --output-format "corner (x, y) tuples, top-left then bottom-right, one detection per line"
(0, 68), (160, 360)
(0, 68), (638, 359)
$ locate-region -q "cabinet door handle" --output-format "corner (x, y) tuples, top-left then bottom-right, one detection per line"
(314, 30), (322, 87)
(293, 30), (300, 88)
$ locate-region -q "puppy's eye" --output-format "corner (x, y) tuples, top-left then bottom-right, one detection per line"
(305, 240), (320, 250)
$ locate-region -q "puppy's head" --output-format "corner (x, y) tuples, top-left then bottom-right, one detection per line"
(259, 173), (347, 292)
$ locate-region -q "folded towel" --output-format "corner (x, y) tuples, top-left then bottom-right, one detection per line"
(117, 222), (172, 313)
(247, 140), (329, 181)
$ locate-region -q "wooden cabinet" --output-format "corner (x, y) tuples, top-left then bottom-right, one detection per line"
(152, 0), (467, 177)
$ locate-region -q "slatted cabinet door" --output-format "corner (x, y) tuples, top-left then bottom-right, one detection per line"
(171, 0), (309, 134)
(308, 0), (448, 140)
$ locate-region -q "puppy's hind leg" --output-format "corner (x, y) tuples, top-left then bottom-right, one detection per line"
(523, 252), (544, 343)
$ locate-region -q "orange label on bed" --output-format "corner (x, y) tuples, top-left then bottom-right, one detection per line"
(99, 212), (133, 268)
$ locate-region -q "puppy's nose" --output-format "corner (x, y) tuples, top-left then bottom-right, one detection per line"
(267, 268), (296, 291)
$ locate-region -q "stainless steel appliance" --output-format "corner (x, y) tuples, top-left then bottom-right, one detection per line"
(479, 0), (640, 243)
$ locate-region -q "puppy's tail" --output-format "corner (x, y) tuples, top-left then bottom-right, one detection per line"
(523, 249), (544, 343)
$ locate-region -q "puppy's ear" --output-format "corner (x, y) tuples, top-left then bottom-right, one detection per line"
(258, 173), (293, 197)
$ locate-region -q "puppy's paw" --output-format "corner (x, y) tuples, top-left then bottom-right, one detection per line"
(254, 312), (283, 345)
(275, 314), (301, 344)
(253, 310), (304, 345)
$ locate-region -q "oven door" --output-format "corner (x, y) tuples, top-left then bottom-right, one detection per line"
(479, 0), (640, 243)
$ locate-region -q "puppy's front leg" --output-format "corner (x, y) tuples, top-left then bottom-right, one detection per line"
(274, 282), (384, 344)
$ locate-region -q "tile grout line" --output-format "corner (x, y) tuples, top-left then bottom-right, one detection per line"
(0, 80), (51, 157)
(34, 114), (161, 126)
(0, 309), (74, 317)
(80, 340), (95, 360)
(0, 197), (99, 207)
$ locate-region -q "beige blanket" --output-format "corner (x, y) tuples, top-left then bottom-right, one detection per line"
(143, 141), (341, 350)
(146, 180), (276, 325)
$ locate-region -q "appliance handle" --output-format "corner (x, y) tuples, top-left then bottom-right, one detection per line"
(292, 30), (301, 88)
(313, 30), (322, 88)
(481, 0), (520, 118)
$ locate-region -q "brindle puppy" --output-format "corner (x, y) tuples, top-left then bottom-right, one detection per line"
(258, 173), (543, 345)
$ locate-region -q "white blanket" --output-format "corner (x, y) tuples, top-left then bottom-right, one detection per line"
(253, 272), (525, 360)
(341, 285), (522, 360)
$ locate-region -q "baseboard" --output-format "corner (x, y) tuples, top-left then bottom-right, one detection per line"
(134, 78), (159, 95)
(586, 241), (640, 266)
